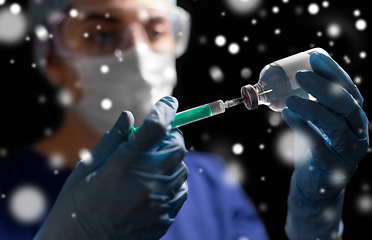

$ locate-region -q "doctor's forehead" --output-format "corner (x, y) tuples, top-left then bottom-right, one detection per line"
(70, 0), (169, 8)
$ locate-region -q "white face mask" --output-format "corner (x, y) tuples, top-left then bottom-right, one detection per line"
(70, 42), (177, 135)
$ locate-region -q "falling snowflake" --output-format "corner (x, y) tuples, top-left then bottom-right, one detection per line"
(308, 3), (320, 15)
(215, 35), (226, 47)
(8, 185), (47, 224)
(209, 66), (224, 83)
(241, 67), (252, 79)
(232, 143), (244, 155)
(228, 43), (240, 54)
(10, 4), (21, 15)
(100, 65), (109, 74)
(101, 98), (113, 110)
(355, 19), (367, 31)
(69, 9), (78, 18)
(272, 6), (279, 14)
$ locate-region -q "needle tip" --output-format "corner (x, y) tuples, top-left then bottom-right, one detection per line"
(225, 97), (245, 109)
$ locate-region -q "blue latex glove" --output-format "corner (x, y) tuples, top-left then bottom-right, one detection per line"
(34, 96), (189, 240)
(282, 53), (369, 240)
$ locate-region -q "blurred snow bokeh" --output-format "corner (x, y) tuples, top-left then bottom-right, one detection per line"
(356, 194), (372, 214)
(275, 129), (295, 167)
(224, 0), (262, 16)
(8, 185), (47, 224)
(224, 160), (246, 186)
(0, 5), (27, 44)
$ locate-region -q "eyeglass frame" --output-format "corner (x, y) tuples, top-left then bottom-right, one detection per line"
(46, 2), (191, 59)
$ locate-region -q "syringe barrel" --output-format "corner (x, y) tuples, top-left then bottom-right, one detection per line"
(170, 99), (226, 128)
(171, 104), (212, 128)
(130, 100), (227, 133)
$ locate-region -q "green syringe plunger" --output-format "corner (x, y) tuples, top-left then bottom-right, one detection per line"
(130, 97), (244, 133)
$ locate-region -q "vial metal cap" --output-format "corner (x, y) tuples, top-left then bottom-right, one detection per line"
(240, 84), (258, 110)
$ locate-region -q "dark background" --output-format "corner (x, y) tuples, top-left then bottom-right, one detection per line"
(0, 0), (371, 239)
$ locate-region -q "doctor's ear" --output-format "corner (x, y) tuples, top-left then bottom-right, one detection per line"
(43, 46), (83, 102)
(44, 46), (66, 86)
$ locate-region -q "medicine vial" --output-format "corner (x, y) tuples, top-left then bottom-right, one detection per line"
(241, 48), (330, 112)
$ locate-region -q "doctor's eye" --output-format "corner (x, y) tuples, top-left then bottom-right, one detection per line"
(89, 32), (115, 45)
(146, 17), (171, 41)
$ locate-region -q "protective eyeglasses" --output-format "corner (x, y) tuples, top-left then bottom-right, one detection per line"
(48, 2), (191, 59)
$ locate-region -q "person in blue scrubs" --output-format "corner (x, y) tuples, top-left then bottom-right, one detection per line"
(0, 0), (269, 239)
(1, 0), (368, 239)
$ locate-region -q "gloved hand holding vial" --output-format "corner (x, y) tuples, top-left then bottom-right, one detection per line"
(130, 47), (369, 240)
(240, 48), (330, 112)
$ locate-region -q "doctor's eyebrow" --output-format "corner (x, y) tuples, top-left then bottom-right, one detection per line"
(82, 13), (120, 23)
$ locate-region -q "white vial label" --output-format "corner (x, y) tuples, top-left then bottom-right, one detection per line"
(273, 52), (313, 90)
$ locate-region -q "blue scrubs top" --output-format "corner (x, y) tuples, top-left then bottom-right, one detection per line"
(0, 149), (269, 240)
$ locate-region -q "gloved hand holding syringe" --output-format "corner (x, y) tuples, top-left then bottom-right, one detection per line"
(131, 97), (245, 133)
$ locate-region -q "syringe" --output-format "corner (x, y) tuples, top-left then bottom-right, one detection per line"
(130, 97), (244, 133)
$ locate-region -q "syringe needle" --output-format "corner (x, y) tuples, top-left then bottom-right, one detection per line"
(224, 97), (245, 109)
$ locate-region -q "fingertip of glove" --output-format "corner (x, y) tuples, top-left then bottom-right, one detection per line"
(311, 51), (331, 63)
(159, 96), (179, 110)
(281, 107), (290, 120)
(285, 95), (301, 108)
(281, 107), (298, 124)
(123, 110), (134, 120)
(310, 52), (335, 75)
(110, 110), (134, 133)
(310, 52), (324, 63)
(295, 70), (312, 85)
(122, 111), (135, 129)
